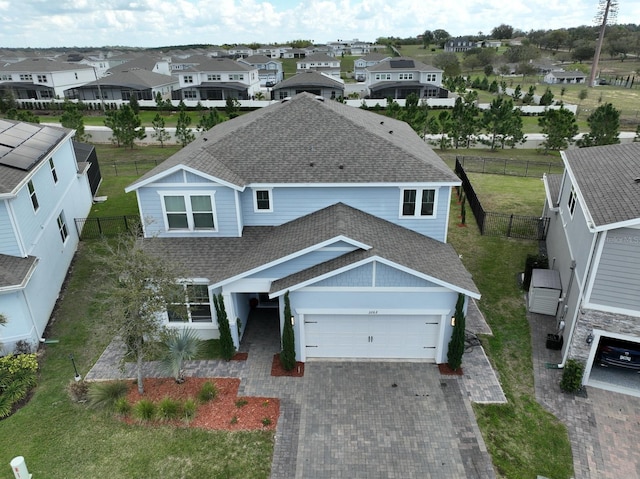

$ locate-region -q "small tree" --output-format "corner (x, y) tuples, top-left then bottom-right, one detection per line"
(196, 108), (223, 133)
(160, 328), (203, 383)
(447, 294), (466, 371)
(175, 102), (195, 147)
(151, 113), (171, 147)
(60, 100), (91, 142)
(104, 104), (146, 148)
(129, 95), (140, 114)
(577, 103), (620, 147)
(213, 294), (235, 361)
(225, 97), (241, 119)
(280, 292), (296, 371)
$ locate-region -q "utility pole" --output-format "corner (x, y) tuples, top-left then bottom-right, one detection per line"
(588, 0), (618, 88)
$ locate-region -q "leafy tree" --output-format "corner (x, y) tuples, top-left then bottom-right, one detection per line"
(160, 328), (203, 383)
(0, 90), (17, 113)
(483, 64), (494, 77)
(511, 85), (522, 102)
(432, 29), (451, 48)
(60, 100), (90, 142)
(155, 92), (172, 115)
(571, 41), (596, 63)
(426, 110), (453, 150)
(450, 91), (479, 148)
(6, 109), (40, 124)
(539, 88), (555, 106)
(503, 45), (539, 63)
(400, 93), (429, 134)
(213, 294), (235, 361)
(491, 24), (514, 39)
(129, 95), (140, 114)
(175, 102), (195, 147)
(538, 107), (579, 153)
(196, 108), (223, 133)
(422, 30), (434, 49)
(151, 113), (171, 147)
(433, 52), (461, 77)
(225, 97), (241, 118)
(447, 294), (466, 371)
(96, 235), (181, 394)
(577, 103), (620, 147)
(280, 292), (296, 371)
(463, 54), (482, 71)
(482, 97), (524, 150)
(104, 104), (146, 148)
(522, 85), (536, 105)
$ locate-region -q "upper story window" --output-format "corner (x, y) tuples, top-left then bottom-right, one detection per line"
(167, 283), (212, 323)
(568, 185), (577, 216)
(0, 74), (11, 81)
(27, 180), (39, 211)
(254, 189), (272, 212)
(400, 188), (436, 217)
(19, 74), (33, 81)
(57, 211), (68, 243)
(375, 73), (391, 81)
(426, 74), (437, 82)
(162, 193), (216, 231)
(184, 75), (194, 83)
(49, 158), (58, 183)
(207, 74), (221, 81)
(37, 75), (48, 83)
(229, 74), (244, 81)
(398, 73), (413, 80)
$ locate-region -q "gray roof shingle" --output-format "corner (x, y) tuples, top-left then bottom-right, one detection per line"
(563, 143), (640, 227)
(0, 254), (38, 288)
(128, 92), (458, 190)
(141, 203), (479, 296)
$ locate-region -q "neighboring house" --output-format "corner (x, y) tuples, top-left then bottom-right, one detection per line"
(444, 37), (481, 53)
(0, 58), (96, 99)
(0, 120), (93, 354)
(238, 55), (283, 87)
(542, 143), (640, 395)
(65, 69), (178, 101)
(173, 56), (260, 101)
(124, 92), (479, 364)
(106, 55), (172, 76)
(271, 71), (345, 100)
(255, 45), (287, 59)
(365, 57), (448, 99)
(281, 48), (307, 59)
(353, 53), (392, 81)
(543, 70), (586, 84)
(227, 45), (254, 59)
(296, 53), (341, 78)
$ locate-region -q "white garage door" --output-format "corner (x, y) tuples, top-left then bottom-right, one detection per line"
(304, 314), (440, 359)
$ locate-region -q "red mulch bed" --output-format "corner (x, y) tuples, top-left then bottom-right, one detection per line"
(438, 363), (464, 376)
(231, 352), (248, 361)
(124, 377), (279, 431)
(271, 354), (305, 377)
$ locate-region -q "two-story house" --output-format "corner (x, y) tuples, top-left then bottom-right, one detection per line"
(366, 57), (448, 100)
(174, 56), (260, 101)
(542, 143), (640, 396)
(0, 58), (96, 100)
(353, 53), (392, 82)
(65, 69), (178, 101)
(271, 71), (345, 100)
(296, 53), (341, 78)
(237, 55), (283, 87)
(0, 120), (93, 354)
(125, 93), (479, 364)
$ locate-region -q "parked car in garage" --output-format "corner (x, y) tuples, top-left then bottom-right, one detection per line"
(597, 337), (640, 370)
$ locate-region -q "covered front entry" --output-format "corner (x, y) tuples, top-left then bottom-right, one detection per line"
(303, 313), (441, 360)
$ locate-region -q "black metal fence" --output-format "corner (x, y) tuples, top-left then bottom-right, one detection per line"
(456, 155), (564, 177)
(75, 215), (141, 239)
(455, 158), (549, 240)
(104, 160), (161, 176)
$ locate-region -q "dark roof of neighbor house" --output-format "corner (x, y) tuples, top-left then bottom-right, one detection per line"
(80, 69), (177, 89)
(0, 58), (94, 73)
(368, 57), (442, 73)
(106, 55), (166, 73)
(141, 203), (479, 296)
(127, 92), (458, 190)
(0, 254), (38, 288)
(274, 71), (343, 90)
(240, 55), (280, 64)
(0, 120), (71, 195)
(303, 53), (339, 62)
(181, 56), (254, 73)
(549, 70), (586, 78)
(563, 143), (640, 227)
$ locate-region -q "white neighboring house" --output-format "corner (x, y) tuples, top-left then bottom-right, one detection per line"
(0, 58), (96, 99)
(353, 53), (392, 81)
(238, 55), (284, 87)
(543, 70), (587, 84)
(296, 53), (341, 78)
(365, 57), (448, 99)
(0, 120), (93, 354)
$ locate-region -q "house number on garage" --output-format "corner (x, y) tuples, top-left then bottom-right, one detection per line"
(368, 310), (378, 314)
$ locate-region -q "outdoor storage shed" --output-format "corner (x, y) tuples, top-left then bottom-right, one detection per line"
(528, 269), (562, 316)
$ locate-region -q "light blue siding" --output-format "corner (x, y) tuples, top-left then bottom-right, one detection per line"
(247, 249), (354, 279)
(0, 201), (20, 256)
(313, 263), (374, 287)
(239, 185), (451, 241)
(375, 262), (436, 287)
(590, 228), (640, 311)
(138, 184), (241, 237)
(291, 290), (457, 311)
(311, 261), (437, 287)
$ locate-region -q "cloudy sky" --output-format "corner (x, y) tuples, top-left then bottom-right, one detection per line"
(0, 0), (637, 48)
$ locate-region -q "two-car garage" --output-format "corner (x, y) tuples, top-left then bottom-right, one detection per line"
(301, 312), (444, 361)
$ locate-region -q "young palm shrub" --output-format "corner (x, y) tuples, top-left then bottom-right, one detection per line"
(133, 399), (156, 421)
(160, 328), (203, 383)
(88, 380), (130, 410)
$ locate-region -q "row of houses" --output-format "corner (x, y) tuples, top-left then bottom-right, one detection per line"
(0, 52), (448, 102)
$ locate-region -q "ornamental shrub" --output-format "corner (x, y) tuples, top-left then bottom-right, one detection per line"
(280, 292), (296, 371)
(0, 353), (38, 418)
(560, 359), (585, 393)
(447, 294), (466, 371)
(214, 294), (236, 361)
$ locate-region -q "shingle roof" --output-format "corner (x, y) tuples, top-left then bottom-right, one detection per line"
(128, 92), (458, 190)
(275, 71), (343, 89)
(545, 173), (563, 207)
(141, 203), (479, 296)
(0, 254), (37, 288)
(83, 69), (176, 89)
(368, 57), (441, 73)
(0, 58), (93, 73)
(182, 56), (253, 72)
(563, 143), (640, 228)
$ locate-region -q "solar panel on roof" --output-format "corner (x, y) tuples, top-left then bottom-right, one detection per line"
(390, 59), (414, 68)
(0, 122), (66, 171)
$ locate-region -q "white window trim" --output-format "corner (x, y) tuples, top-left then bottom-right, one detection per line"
(27, 180), (39, 212)
(253, 188), (273, 213)
(399, 187), (438, 218)
(166, 282), (213, 323)
(158, 190), (218, 232)
(57, 211), (69, 244)
(568, 185), (577, 218)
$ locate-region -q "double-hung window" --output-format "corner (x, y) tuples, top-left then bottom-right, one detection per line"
(162, 193), (216, 231)
(28, 180), (39, 211)
(57, 212), (68, 243)
(254, 189), (272, 212)
(567, 185), (577, 216)
(401, 188), (436, 217)
(167, 284), (213, 322)
(49, 158), (58, 183)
